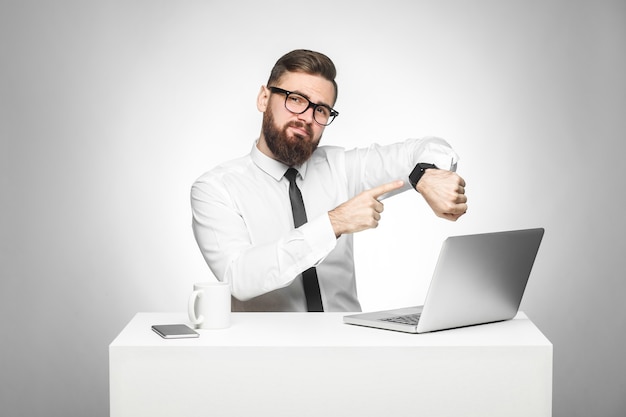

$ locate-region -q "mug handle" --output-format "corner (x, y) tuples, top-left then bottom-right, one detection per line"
(188, 290), (205, 325)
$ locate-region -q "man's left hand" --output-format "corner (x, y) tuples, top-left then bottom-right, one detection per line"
(416, 170), (468, 221)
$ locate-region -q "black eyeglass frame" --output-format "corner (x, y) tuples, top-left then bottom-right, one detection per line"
(268, 86), (339, 126)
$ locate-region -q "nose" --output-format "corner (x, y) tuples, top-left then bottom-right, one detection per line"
(297, 105), (315, 124)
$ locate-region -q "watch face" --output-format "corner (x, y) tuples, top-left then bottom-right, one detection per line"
(409, 163), (437, 188)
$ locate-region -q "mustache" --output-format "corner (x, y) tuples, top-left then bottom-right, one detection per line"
(286, 121), (313, 137)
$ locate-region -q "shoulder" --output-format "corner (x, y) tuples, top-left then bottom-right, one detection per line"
(191, 154), (254, 200)
(194, 155), (251, 183)
(309, 145), (346, 161)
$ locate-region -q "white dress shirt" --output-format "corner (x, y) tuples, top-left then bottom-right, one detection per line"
(191, 137), (458, 312)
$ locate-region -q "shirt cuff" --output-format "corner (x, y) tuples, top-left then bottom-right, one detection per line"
(297, 213), (337, 267)
(420, 137), (459, 171)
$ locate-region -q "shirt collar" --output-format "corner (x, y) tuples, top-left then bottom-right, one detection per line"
(250, 140), (310, 181)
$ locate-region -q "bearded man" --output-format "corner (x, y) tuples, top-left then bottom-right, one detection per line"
(191, 49), (468, 312)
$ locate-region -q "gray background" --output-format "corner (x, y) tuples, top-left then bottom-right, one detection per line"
(1, 1), (624, 416)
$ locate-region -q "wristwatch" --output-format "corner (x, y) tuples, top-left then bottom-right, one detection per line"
(409, 163), (438, 190)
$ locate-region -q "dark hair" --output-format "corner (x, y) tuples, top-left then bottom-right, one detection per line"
(267, 49), (338, 104)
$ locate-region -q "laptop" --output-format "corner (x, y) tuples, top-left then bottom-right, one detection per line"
(344, 228), (544, 333)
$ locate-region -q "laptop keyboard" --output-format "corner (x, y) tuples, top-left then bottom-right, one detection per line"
(380, 313), (421, 325)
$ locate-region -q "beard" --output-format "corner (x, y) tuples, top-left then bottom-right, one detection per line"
(262, 106), (320, 167)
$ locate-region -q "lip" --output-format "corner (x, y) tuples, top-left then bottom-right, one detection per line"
(289, 125), (310, 138)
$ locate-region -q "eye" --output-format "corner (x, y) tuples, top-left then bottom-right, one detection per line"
(316, 106), (331, 117)
(288, 94), (307, 106)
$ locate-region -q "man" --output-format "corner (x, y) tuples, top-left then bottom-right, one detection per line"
(191, 49), (467, 312)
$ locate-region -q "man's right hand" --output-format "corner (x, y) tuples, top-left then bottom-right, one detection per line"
(328, 180), (404, 238)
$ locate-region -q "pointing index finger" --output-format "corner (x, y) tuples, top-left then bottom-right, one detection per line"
(368, 180), (405, 199)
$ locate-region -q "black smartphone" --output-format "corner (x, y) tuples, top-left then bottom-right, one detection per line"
(151, 324), (199, 339)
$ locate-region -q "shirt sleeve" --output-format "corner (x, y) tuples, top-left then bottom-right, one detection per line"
(191, 175), (337, 302)
(343, 136), (459, 199)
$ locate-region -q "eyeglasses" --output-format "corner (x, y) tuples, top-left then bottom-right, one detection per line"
(268, 86), (339, 126)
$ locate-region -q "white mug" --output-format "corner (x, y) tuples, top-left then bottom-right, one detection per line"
(188, 281), (231, 329)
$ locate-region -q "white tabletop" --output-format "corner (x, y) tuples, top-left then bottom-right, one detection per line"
(110, 311), (550, 348)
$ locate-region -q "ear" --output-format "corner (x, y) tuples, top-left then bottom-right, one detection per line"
(257, 85), (269, 112)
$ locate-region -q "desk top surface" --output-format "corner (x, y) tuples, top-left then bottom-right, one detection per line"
(110, 312), (551, 348)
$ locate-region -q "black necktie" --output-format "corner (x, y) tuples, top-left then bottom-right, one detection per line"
(284, 168), (324, 312)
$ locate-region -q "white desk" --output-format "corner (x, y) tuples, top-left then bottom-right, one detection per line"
(110, 312), (552, 417)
